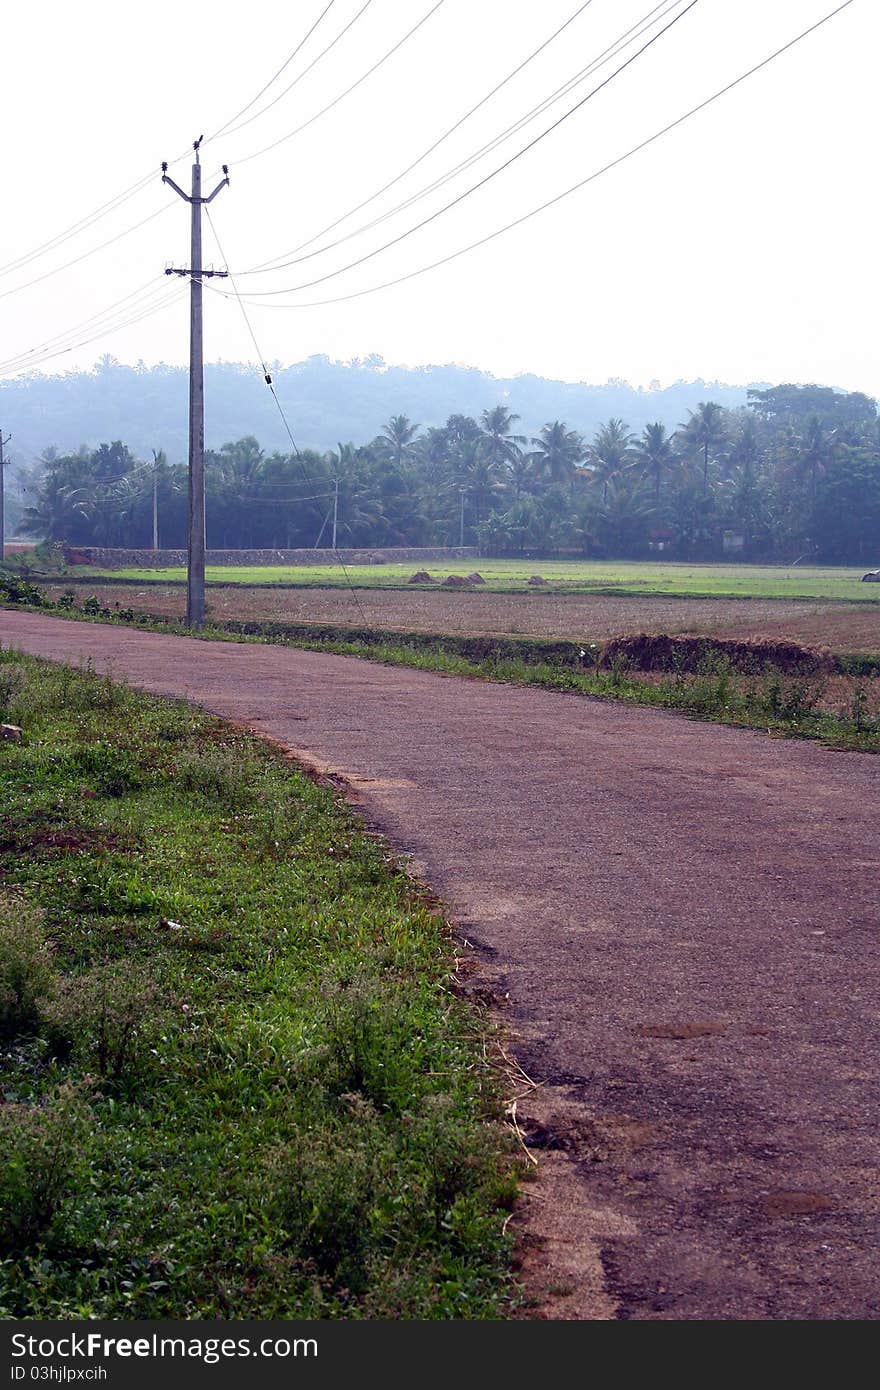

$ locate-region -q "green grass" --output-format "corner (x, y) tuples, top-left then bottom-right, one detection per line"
(0, 651), (518, 1319)
(83, 559), (880, 602)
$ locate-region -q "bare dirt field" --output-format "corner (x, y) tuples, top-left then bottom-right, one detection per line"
(4, 610), (880, 1321)
(43, 582), (880, 652)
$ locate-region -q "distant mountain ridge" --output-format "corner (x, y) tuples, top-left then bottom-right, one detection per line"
(0, 354), (764, 467)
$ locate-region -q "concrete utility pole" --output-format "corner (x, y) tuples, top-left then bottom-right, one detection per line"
(459, 488), (466, 548)
(0, 431), (11, 563)
(162, 139), (229, 628)
(331, 477), (339, 550)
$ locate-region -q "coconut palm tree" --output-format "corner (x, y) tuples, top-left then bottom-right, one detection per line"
(800, 414), (831, 506)
(595, 475), (655, 553)
(380, 414), (420, 466)
(681, 401), (726, 492)
(18, 468), (84, 542)
(209, 437), (266, 547)
(530, 421), (585, 494)
(591, 418), (635, 503)
(480, 406), (526, 469)
(635, 422), (675, 506)
(453, 437), (506, 530)
(505, 450), (538, 499)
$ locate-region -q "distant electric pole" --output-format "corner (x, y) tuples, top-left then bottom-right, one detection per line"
(332, 477), (339, 550)
(0, 430), (11, 563)
(459, 488), (466, 547)
(162, 138), (229, 628)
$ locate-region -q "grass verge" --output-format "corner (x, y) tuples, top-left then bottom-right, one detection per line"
(274, 635), (880, 753)
(0, 650), (518, 1319)
(3, 578), (879, 752)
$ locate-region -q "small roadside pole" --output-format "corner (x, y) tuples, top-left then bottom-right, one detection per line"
(331, 477), (339, 550)
(0, 430), (11, 563)
(162, 138), (229, 629)
(459, 488), (466, 547)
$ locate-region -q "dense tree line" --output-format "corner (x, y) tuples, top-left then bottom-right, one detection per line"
(17, 384), (880, 563)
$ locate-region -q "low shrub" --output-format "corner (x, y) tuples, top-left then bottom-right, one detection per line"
(296, 971), (427, 1114)
(175, 746), (256, 808)
(0, 1082), (90, 1253)
(0, 662), (26, 719)
(68, 743), (141, 796)
(47, 962), (165, 1089)
(0, 896), (55, 1040)
(273, 1094), (393, 1292)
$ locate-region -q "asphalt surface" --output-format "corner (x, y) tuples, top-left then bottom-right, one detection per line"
(2, 611), (878, 1320)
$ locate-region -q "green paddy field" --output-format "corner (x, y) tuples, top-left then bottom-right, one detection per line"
(86, 560), (880, 603)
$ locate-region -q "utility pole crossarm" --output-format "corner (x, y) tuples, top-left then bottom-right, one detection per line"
(161, 171), (191, 203)
(203, 174), (230, 205)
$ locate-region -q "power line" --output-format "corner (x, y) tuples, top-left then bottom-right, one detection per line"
(224, 491), (336, 505)
(0, 277), (171, 372)
(231, 0), (447, 168)
(246, 0), (595, 261)
(0, 171), (160, 284)
(218, 0), (373, 142)
(0, 2), (346, 289)
(246, 0), (678, 277)
(0, 285), (186, 378)
(210, 0), (340, 139)
(211, 0), (857, 314)
(0, 204), (173, 304)
(204, 206), (370, 621)
(222, 0), (701, 296)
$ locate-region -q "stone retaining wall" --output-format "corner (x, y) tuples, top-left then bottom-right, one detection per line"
(71, 546), (479, 570)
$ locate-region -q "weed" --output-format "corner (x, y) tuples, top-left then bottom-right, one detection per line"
(0, 896), (55, 1040)
(0, 1082), (90, 1253)
(297, 971), (424, 1112)
(851, 685), (870, 732)
(0, 662), (26, 718)
(175, 747), (256, 808)
(273, 1094), (393, 1293)
(67, 744), (141, 796)
(47, 962), (164, 1090)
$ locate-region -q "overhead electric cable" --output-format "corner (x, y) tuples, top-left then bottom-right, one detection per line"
(244, 0), (594, 228)
(232, 0), (447, 168)
(0, 204), (173, 304)
(246, 0), (679, 276)
(0, 0), (342, 285)
(0, 277), (173, 372)
(0, 286), (182, 375)
(210, 0), (340, 138)
(0, 286), (185, 379)
(0, 172), (161, 283)
(220, 0), (701, 296)
(218, 0), (374, 142)
(227, 492), (337, 505)
(204, 206), (370, 621)
(211, 0), (856, 314)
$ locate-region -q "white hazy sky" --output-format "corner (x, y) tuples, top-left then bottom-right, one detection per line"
(1, 0), (876, 393)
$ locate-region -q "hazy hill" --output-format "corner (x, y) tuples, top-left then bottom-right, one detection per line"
(0, 355), (757, 468)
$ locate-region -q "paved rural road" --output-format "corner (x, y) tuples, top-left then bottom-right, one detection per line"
(3, 612), (879, 1320)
